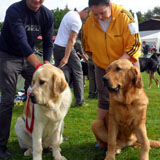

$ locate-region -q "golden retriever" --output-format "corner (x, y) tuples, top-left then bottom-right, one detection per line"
(92, 59), (160, 160)
(15, 64), (72, 160)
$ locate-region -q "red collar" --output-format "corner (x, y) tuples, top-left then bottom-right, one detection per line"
(34, 63), (43, 72)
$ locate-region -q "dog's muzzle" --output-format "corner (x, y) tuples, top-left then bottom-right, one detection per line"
(29, 93), (37, 104)
(103, 76), (120, 92)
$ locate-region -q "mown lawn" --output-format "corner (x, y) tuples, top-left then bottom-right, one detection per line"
(8, 72), (160, 160)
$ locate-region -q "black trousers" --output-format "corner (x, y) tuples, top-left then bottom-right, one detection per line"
(0, 51), (34, 150)
(88, 57), (97, 96)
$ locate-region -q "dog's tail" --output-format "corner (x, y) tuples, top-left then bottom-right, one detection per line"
(149, 139), (160, 148)
(133, 139), (160, 148)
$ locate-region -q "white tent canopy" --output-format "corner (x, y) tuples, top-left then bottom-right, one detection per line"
(141, 32), (160, 52)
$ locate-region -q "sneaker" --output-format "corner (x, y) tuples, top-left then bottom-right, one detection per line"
(88, 93), (98, 99)
(0, 149), (12, 159)
(95, 143), (107, 152)
(88, 94), (96, 99)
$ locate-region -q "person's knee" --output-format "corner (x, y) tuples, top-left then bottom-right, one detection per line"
(98, 108), (108, 120)
(92, 119), (105, 132)
(92, 119), (108, 144)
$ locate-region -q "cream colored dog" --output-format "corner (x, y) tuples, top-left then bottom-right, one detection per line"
(15, 64), (72, 160)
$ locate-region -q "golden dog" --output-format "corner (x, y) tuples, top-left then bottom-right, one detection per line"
(15, 64), (72, 160)
(92, 59), (160, 160)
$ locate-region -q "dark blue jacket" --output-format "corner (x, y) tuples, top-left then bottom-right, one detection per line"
(0, 0), (54, 61)
(143, 44), (150, 55)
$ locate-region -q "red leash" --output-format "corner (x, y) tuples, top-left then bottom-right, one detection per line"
(25, 97), (34, 134)
(25, 62), (42, 133)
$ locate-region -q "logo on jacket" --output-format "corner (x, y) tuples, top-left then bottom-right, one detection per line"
(114, 35), (121, 37)
(25, 25), (40, 32)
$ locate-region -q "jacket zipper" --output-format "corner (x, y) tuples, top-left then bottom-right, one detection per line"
(105, 32), (110, 64)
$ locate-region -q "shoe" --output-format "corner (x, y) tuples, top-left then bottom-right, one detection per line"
(75, 102), (83, 107)
(0, 149), (12, 159)
(95, 143), (107, 152)
(88, 94), (96, 99)
(75, 99), (85, 107)
(88, 93), (98, 99)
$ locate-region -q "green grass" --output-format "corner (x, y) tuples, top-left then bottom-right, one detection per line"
(9, 72), (160, 160)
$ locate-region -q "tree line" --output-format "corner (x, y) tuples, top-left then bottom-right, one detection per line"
(0, 6), (160, 34)
(130, 6), (160, 23)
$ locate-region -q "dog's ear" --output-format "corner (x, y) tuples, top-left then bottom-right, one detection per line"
(52, 73), (67, 96)
(128, 66), (143, 88)
(59, 75), (68, 93)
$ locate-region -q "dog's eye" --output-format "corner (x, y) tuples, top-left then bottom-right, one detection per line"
(116, 67), (121, 72)
(39, 80), (45, 85)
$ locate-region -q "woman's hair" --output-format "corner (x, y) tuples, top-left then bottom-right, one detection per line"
(88, 0), (110, 7)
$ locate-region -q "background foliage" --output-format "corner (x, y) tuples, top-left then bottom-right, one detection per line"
(51, 5), (70, 35)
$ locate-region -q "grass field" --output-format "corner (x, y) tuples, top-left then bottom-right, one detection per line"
(8, 72), (160, 160)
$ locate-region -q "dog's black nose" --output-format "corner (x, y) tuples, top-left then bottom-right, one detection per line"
(103, 76), (110, 87)
(29, 93), (36, 104)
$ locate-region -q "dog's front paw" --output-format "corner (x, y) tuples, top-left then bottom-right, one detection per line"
(105, 155), (115, 160)
(24, 148), (32, 156)
(55, 156), (67, 160)
(115, 148), (121, 154)
(33, 156), (42, 160)
(105, 158), (115, 160)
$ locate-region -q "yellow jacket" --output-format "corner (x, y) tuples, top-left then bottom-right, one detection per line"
(82, 3), (141, 69)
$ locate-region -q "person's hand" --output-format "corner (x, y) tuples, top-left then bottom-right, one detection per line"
(77, 51), (81, 57)
(44, 60), (50, 64)
(119, 53), (130, 60)
(85, 51), (92, 56)
(59, 57), (68, 68)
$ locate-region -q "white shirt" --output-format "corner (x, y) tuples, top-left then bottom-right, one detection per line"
(98, 17), (111, 32)
(54, 11), (82, 47)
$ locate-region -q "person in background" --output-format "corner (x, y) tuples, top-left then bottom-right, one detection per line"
(150, 45), (155, 52)
(74, 39), (97, 98)
(142, 41), (150, 58)
(0, 0), (54, 158)
(82, 0), (141, 148)
(74, 39), (88, 86)
(53, 8), (89, 107)
(150, 45), (155, 57)
(150, 48), (158, 61)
